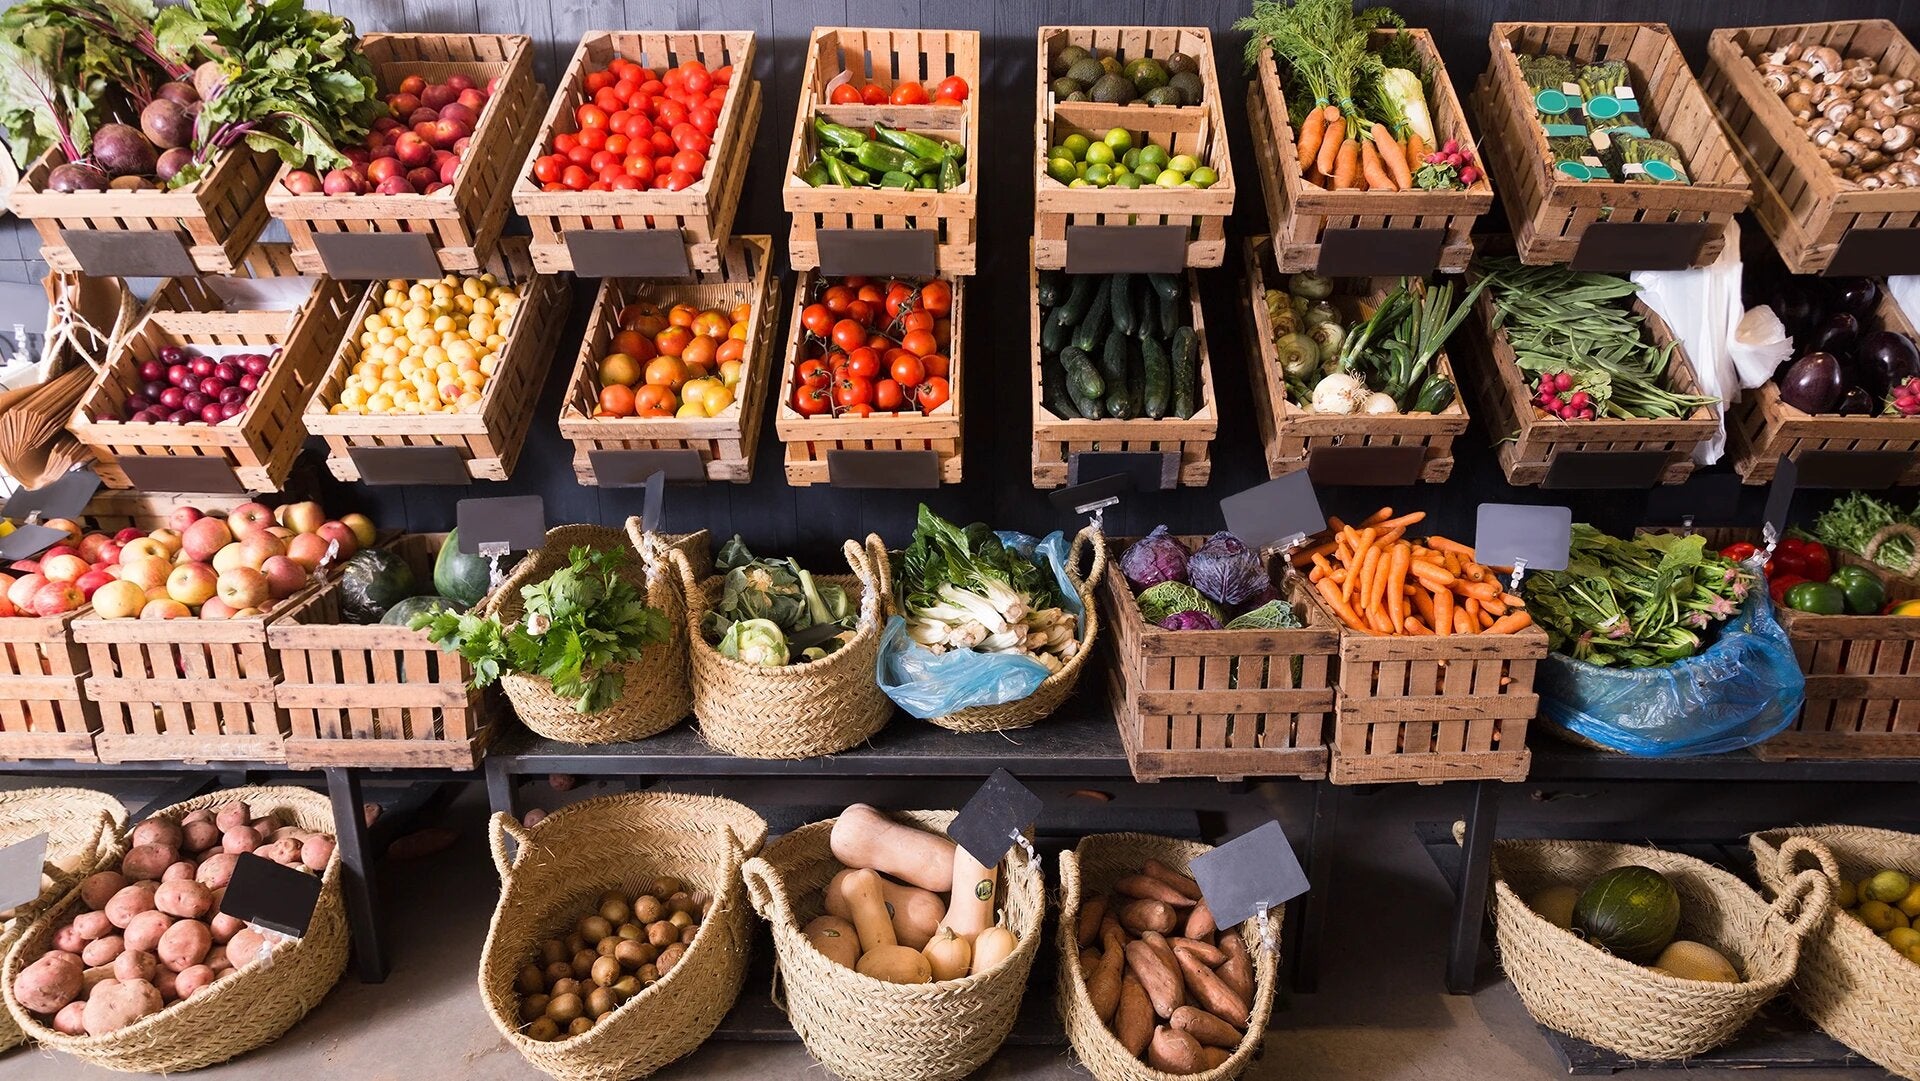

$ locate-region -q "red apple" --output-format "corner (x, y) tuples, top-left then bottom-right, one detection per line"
(373, 116), (402, 133)
(387, 92), (421, 117)
(438, 102), (477, 128)
(315, 522), (360, 560)
(278, 502), (326, 536)
(75, 569), (115, 600)
(421, 83), (456, 111)
(456, 88), (488, 113)
(112, 527), (146, 545)
(437, 155), (462, 185)
(96, 542), (123, 567)
(322, 168), (365, 196)
(181, 517), (234, 563)
(282, 170), (321, 195)
(215, 567), (270, 610)
(284, 532), (331, 572)
(39, 554), (91, 584)
(228, 503), (276, 540)
(447, 73), (474, 93)
(402, 166), (432, 192)
(366, 156), (404, 185)
(393, 131), (433, 168)
(429, 119), (469, 149)
(76, 535), (110, 564)
(0, 592), (14, 618)
(260, 555), (309, 600)
(9, 560), (39, 574)
(30, 580), (83, 616)
(238, 533), (286, 570)
(7, 573), (47, 611)
(452, 136), (472, 155)
(375, 175), (413, 195)
(140, 598), (191, 620)
(165, 563), (218, 608)
(198, 596), (238, 620)
(339, 514), (378, 548)
(398, 73), (426, 96)
(409, 109), (438, 128)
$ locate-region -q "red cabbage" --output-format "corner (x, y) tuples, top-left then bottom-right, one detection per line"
(1188, 531), (1266, 606)
(1121, 525), (1188, 590)
(1158, 609), (1223, 631)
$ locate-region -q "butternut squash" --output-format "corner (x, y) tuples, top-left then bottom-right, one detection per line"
(1146, 1026), (1206, 1074)
(922, 927), (972, 981)
(1217, 932), (1255, 1003)
(839, 868), (897, 953)
(943, 844), (998, 938)
(856, 944), (932, 984)
(824, 868), (947, 949)
(1174, 947), (1249, 1027)
(829, 804), (954, 892)
(1171, 1004), (1242, 1049)
(1143, 858), (1203, 901)
(1113, 973), (1154, 1057)
(971, 923), (1016, 976)
(802, 915), (861, 969)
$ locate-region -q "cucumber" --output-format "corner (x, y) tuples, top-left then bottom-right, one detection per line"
(1140, 333), (1171, 419)
(1104, 385), (1137, 419)
(1062, 347), (1105, 417)
(1109, 273), (1136, 335)
(1127, 334), (1145, 415)
(1041, 354), (1078, 418)
(1151, 272), (1185, 338)
(1037, 269), (1067, 308)
(1101, 326), (1129, 387)
(1041, 305), (1075, 353)
(1171, 325), (1199, 419)
(1147, 273), (1183, 303)
(1059, 274), (1098, 326)
(1073, 277), (1113, 353)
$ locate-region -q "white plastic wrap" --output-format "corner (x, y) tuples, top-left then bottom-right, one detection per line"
(1630, 219), (1752, 464)
(1888, 275), (1920, 332)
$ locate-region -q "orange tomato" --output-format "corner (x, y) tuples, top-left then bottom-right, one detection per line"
(635, 383), (677, 416)
(681, 334), (718, 370)
(618, 302), (666, 337)
(919, 279), (953, 317)
(654, 326), (693, 357)
(645, 355), (689, 387)
(692, 308), (732, 339)
(598, 384), (636, 416)
(900, 329), (937, 358)
(718, 358), (744, 387)
(612, 328), (657, 362)
(921, 353), (949, 378)
(668, 303), (699, 328)
(729, 320), (749, 341)
(730, 302), (751, 324)
(716, 337), (745, 366)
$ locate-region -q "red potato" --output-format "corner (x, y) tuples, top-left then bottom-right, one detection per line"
(105, 883), (157, 929)
(270, 826), (302, 844)
(120, 843), (177, 881)
(131, 818), (183, 850)
(182, 820), (221, 854)
(220, 827), (260, 855)
(72, 911), (112, 941)
(210, 910), (244, 945)
(301, 835), (335, 872)
(175, 964), (217, 999)
(112, 949), (157, 983)
(157, 920), (212, 973)
(52, 1000), (87, 1035)
(155, 880), (213, 920)
(162, 861), (196, 883)
(123, 910), (173, 952)
(205, 944), (229, 972)
(180, 809), (213, 826)
(80, 871), (129, 909)
(214, 802), (251, 831)
(83, 978), (162, 1035)
(81, 935), (124, 967)
(81, 964), (116, 993)
(251, 821), (275, 844)
(226, 927), (268, 968)
(14, 952), (82, 1013)
(257, 838), (301, 866)
(154, 967), (177, 999)
(52, 925), (87, 954)
(195, 853), (238, 890)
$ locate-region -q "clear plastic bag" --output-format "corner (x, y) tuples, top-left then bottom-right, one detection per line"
(1536, 592), (1804, 757)
(875, 530), (1084, 719)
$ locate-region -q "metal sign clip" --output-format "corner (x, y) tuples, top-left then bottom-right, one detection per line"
(1507, 557), (1530, 594)
(480, 541), (511, 590)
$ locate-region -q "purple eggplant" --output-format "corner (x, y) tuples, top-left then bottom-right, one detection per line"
(1772, 281), (1824, 341)
(1838, 387), (1877, 415)
(1857, 329), (1920, 398)
(1808, 312), (1860, 357)
(1828, 277), (1881, 317)
(1778, 351), (1847, 414)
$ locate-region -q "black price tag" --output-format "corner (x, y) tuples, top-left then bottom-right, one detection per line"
(1314, 227), (1446, 278)
(115, 456), (246, 495)
(346, 446), (471, 486)
(1540, 449), (1671, 490)
(311, 232), (442, 281)
(1305, 445), (1426, 486)
(1643, 473), (1742, 529)
(1189, 821), (1308, 930)
(563, 230), (692, 279)
(825, 449), (942, 489)
(816, 229), (938, 278)
(947, 769), (1043, 867)
(59, 229), (197, 278)
(1220, 473), (1326, 552)
(456, 496), (546, 556)
(217, 852), (321, 939)
(1764, 456), (1798, 544)
(0, 524), (72, 563)
(0, 833), (49, 915)
(1569, 222), (1711, 272)
(1791, 449), (1913, 491)
(588, 448), (707, 486)
(1066, 451), (1177, 490)
(1826, 226), (1920, 277)
(1474, 503), (1572, 572)
(2, 469), (102, 524)
(1047, 474), (1129, 521)
(1064, 225), (1188, 274)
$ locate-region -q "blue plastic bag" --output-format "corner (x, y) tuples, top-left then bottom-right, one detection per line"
(875, 530), (1083, 719)
(1536, 592), (1803, 757)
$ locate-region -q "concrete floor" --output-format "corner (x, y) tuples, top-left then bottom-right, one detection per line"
(0, 774), (1910, 1081)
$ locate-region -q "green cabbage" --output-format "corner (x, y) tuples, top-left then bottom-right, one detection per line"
(1226, 600), (1304, 630)
(1137, 582), (1222, 626)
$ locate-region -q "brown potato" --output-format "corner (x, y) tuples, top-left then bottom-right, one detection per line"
(538, 939), (567, 966)
(564, 933), (586, 956)
(300, 835), (335, 872)
(543, 960), (572, 985)
(585, 986), (616, 1018)
(181, 820), (221, 855)
(598, 894), (631, 925)
(615, 922), (643, 941)
(518, 964), (544, 995)
(566, 1017), (593, 1037)
(590, 955), (621, 987)
(578, 915), (613, 943)
(679, 924), (698, 944)
(610, 975), (640, 999)
(656, 942), (686, 975)
(550, 978), (580, 998)
(666, 892), (696, 915)
(667, 910), (693, 929)
(645, 921), (676, 948)
(570, 949), (597, 979)
(80, 871), (129, 909)
(525, 1017), (559, 1042)
(120, 843), (177, 881)
(636, 963), (658, 985)
(631, 896), (665, 924)
(650, 876), (684, 898)
(595, 938), (619, 958)
(614, 940), (654, 969)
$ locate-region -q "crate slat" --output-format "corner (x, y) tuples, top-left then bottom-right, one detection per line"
(0, 610), (97, 762)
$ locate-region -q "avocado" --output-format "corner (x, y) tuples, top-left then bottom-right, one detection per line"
(1124, 57), (1169, 93)
(1052, 44), (1090, 78)
(1090, 73), (1136, 105)
(1143, 86), (1183, 108)
(1099, 55), (1123, 77)
(1065, 57), (1107, 87)
(1051, 76), (1082, 100)
(1064, 90), (1090, 102)
(1166, 52), (1199, 76)
(1169, 71), (1204, 104)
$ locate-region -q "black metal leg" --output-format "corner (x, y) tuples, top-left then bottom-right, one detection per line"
(131, 773), (218, 822)
(325, 767), (389, 984)
(1447, 780), (1501, 995)
(1289, 780), (1338, 994)
(484, 757), (519, 820)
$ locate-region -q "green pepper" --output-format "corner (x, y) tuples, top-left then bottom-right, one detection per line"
(1784, 580), (1847, 615)
(854, 140), (928, 176)
(1828, 565), (1887, 615)
(873, 122), (948, 163)
(879, 170), (918, 190)
(799, 159), (831, 187)
(936, 154), (963, 193)
(813, 116), (868, 150)
(941, 138), (966, 162)
(823, 152), (871, 187)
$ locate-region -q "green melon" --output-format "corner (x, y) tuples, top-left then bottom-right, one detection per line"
(1574, 865), (1681, 963)
(433, 528), (495, 609)
(338, 549), (416, 625)
(381, 594), (460, 626)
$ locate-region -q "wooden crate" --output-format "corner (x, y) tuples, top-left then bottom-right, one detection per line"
(1766, 600), (1920, 761)
(267, 33), (539, 276)
(1460, 263), (1716, 487)
(302, 239), (567, 484)
(1473, 23), (1752, 267)
(78, 492), (253, 535)
(1320, 590), (1546, 784)
(144, 243), (321, 333)
(783, 28), (981, 276)
(1728, 287), (1920, 486)
(1239, 235), (1469, 484)
(68, 280), (359, 494)
(0, 610), (96, 762)
(8, 142), (277, 276)
(1029, 257), (1217, 488)
(1033, 27), (1234, 269)
(1706, 21), (1920, 274)
(558, 236), (780, 484)
(774, 270), (964, 485)
(515, 31), (760, 275)
(1248, 33), (1492, 274)
(270, 533), (492, 769)
(1099, 541), (1333, 781)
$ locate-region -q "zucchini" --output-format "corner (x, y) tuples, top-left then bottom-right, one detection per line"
(1041, 354), (1078, 418)
(1037, 270), (1067, 308)
(1140, 334), (1171, 419)
(1109, 273), (1136, 335)
(1041, 305), (1074, 353)
(1062, 347), (1105, 417)
(1101, 326), (1129, 387)
(1073, 277), (1113, 353)
(1059, 274), (1098, 326)
(1171, 326), (1199, 419)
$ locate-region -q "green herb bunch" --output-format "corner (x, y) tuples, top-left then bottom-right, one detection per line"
(413, 546), (668, 714)
(1522, 526), (1755, 668)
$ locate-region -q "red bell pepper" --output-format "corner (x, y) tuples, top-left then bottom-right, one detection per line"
(1719, 541), (1758, 563)
(1770, 537), (1831, 582)
(1769, 573), (1808, 605)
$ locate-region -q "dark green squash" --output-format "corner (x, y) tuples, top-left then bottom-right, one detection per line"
(433, 528), (495, 609)
(380, 594), (460, 626)
(338, 549), (416, 625)
(1573, 865), (1681, 963)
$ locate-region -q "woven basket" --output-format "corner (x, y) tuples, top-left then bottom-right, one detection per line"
(1750, 826), (1920, 1078)
(741, 809), (1045, 1081)
(2, 785), (348, 1072)
(881, 527), (1107, 734)
(1057, 833), (1279, 1081)
(672, 536), (892, 759)
(0, 788), (124, 1053)
(1488, 836), (1827, 1060)
(479, 792), (768, 1081)
(485, 523), (712, 745)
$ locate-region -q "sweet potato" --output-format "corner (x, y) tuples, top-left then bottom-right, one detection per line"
(181, 819), (221, 854)
(1174, 947), (1248, 1027)
(155, 880), (213, 920)
(123, 910), (173, 952)
(1124, 938), (1183, 1019)
(175, 964), (217, 999)
(51, 1000), (87, 1035)
(1143, 859), (1204, 901)
(214, 802), (251, 832)
(1079, 946), (1100, 973)
(120, 843), (176, 881)
(1172, 1004), (1242, 1049)
(220, 827), (260, 855)
(1217, 932), (1254, 1003)
(1076, 894), (1107, 948)
(1201, 1046), (1231, 1070)
(1184, 901), (1216, 942)
(1088, 925), (1126, 1022)
(1114, 973), (1154, 1057)
(83, 978), (162, 1035)
(158, 920), (212, 973)
(301, 835), (335, 872)
(80, 871), (129, 909)
(226, 927), (268, 968)
(131, 818), (183, 851)
(81, 935), (124, 967)
(14, 952), (82, 1014)
(104, 883), (157, 930)
(1171, 937), (1225, 966)
(72, 911), (112, 942)
(1118, 899), (1177, 935)
(1116, 874), (1195, 908)
(1146, 1026), (1206, 1074)
(112, 948), (157, 984)
(195, 853), (238, 890)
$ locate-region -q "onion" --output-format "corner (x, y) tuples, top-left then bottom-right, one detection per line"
(1361, 392), (1398, 415)
(1310, 373), (1368, 414)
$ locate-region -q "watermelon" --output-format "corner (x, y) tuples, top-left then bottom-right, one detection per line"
(338, 549), (417, 624)
(434, 529), (494, 609)
(1573, 865), (1681, 963)
(381, 594), (460, 626)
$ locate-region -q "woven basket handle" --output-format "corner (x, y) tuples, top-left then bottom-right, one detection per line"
(1862, 523), (1920, 577)
(1067, 526), (1108, 598)
(668, 548), (706, 617)
(740, 855), (783, 924)
(864, 534), (896, 619)
(1775, 835), (1844, 886)
(87, 810), (121, 868)
(839, 538), (886, 631)
(1768, 868), (1835, 940)
(488, 813), (535, 880)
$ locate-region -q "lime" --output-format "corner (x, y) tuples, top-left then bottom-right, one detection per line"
(1067, 177), (1090, 188)
(1858, 899), (1907, 933)
(1868, 870), (1914, 904)
(1047, 156), (1080, 184)
(1169, 153), (1201, 175)
(1155, 169), (1187, 187)
(1111, 161), (1132, 177)
(1063, 133), (1091, 158)
(1116, 172), (1144, 188)
(1103, 127), (1133, 153)
(1189, 165), (1218, 188)
(1122, 148), (1141, 169)
(1084, 142), (1115, 166)
(1135, 162), (1163, 182)
(1084, 162), (1113, 186)
(1138, 144), (1170, 168)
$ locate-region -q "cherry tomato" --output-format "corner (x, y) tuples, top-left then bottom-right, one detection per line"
(796, 358), (831, 390)
(874, 378), (904, 412)
(935, 76), (969, 102)
(831, 319), (867, 353)
(846, 347), (882, 379)
(822, 286), (855, 315)
(890, 81), (929, 105)
(921, 353), (949, 378)
(918, 279), (952, 317)
(889, 354), (925, 386)
(792, 384), (832, 416)
(846, 299), (875, 326)
(533, 155), (563, 183)
(900, 329), (937, 358)
(834, 375), (874, 409)
(915, 376), (951, 413)
(860, 83), (888, 105)
(801, 303), (834, 337)
(561, 164), (592, 190)
(856, 283), (885, 305)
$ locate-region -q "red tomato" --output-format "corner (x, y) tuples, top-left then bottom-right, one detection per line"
(610, 173), (644, 190)
(533, 155), (563, 183)
(918, 279), (952, 317)
(690, 104), (719, 137)
(874, 378), (904, 412)
(846, 299), (875, 326)
(915, 376), (951, 413)
(681, 62), (712, 95)
(792, 384), (832, 416)
(656, 98), (688, 128)
(623, 154), (655, 181)
(890, 81), (929, 105)
(576, 103), (610, 130)
(577, 126), (608, 151)
(885, 282), (913, 319)
(621, 113), (655, 140)
(566, 144), (595, 166)
(860, 83), (888, 105)
(834, 375), (874, 409)
(846, 347), (882, 379)
(593, 86), (623, 113)
(561, 164), (592, 190)
(935, 76), (969, 102)
(604, 133), (630, 157)
(585, 70), (616, 94)
(650, 130), (676, 155)
(542, 181), (567, 192)
(843, 403), (873, 417)
(900, 329), (937, 358)
(663, 169), (697, 191)
(553, 132), (578, 154)
(830, 82), (861, 105)
(713, 64), (733, 84)
(901, 310), (934, 335)
(672, 125), (711, 156)
(590, 150), (621, 173)
(831, 319), (867, 353)
(921, 353), (949, 378)
(822, 286), (855, 315)
(889, 354), (925, 386)
(801, 303), (834, 337)
(796, 359), (831, 390)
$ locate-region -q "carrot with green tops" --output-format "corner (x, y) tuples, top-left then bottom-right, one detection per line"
(1297, 106), (1330, 177)
(1406, 129), (1427, 170)
(1360, 140), (1393, 191)
(1314, 106), (1344, 176)
(1332, 135), (1362, 190)
(1372, 122), (1412, 190)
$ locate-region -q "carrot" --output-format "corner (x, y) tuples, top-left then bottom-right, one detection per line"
(1360, 140), (1394, 191)
(1479, 595), (1508, 617)
(1372, 122), (1413, 190)
(1311, 553), (1334, 580)
(1375, 511), (1426, 531)
(1461, 563), (1488, 583)
(1411, 586), (1437, 628)
(1362, 508), (1394, 525)
(1332, 135), (1362, 190)
(1409, 560), (1454, 588)
(1297, 106), (1330, 177)
(1404, 616), (1434, 635)
(1433, 588), (1454, 637)
(1352, 545), (1380, 609)
(1406, 129), (1427, 170)
(1317, 576), (1369, 632)
(1453, 607), (1474, 635)
(1343, 529), (1378, 604)
(1456, 578), (1503, 603)
(1487, 611), (1534, 634)
(1502, 593), (1525, 607)
(1315, 107), (1344, 175)
(1366, 542), (1393, 618)
(1368, 606), (1394, 634)
(1386, 544), (1410, 632)
(1464, 597), (1481, 622)
(1426, 535), (1475, 558)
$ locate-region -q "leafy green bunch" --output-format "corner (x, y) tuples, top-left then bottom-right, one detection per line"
(413, 547), (668, 714)
(0, 0), (190, 167)
(1522, 526), (1754, 668)
(898, 504), (1061, 617)
(1234, 0), (1402, 127)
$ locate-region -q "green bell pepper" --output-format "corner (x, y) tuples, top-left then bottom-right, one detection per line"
(936, 154), (963, 193)
(1784, 580), (1847, 615)
(1828, 565), (1887, 615)
(878, 170), (918, 190)
(799, 159), (831, 188)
